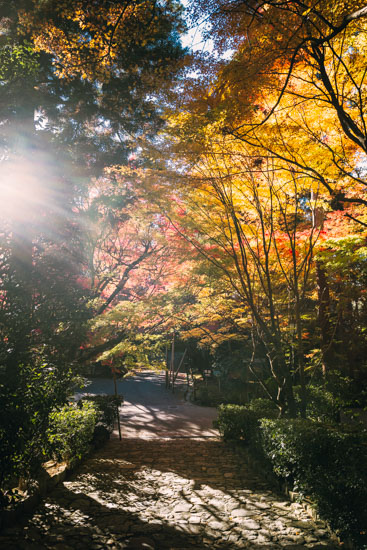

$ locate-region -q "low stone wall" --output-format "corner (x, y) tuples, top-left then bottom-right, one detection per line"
(0, 453), (88, 531)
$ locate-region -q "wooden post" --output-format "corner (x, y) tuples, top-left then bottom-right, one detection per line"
(165, 344), (169, 389)
(173, 348), (187, 394)
(113, 372), (122, 441)
(170, 333), (175, 390)
(184, 371), (190, 401)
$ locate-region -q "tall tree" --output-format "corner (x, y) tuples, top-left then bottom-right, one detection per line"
(0, 0), (186, 171)
(135, 130), (321, 415)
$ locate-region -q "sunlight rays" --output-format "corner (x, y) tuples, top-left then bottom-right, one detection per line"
(0, 143), (75, 250)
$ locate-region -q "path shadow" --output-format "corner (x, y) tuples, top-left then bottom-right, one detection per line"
(32, 438), (335, 550)
(14, 479), (307, 550)
(117, 403), (218, 439)
(83, 438), (274, 519)
(7, 438), (339, 550)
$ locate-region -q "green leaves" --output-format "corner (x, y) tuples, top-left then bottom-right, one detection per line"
(0, 41), (40, 81)
(259, 418), (367, 543)
(47, 402), (98, 465)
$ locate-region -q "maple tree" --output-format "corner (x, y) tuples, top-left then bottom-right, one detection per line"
(133, 129), (325, 415)
(107, 0), (365, 411)
(79, 162), (220, 369)
(76, 172), (168, 364)
(184, 1), (367, 223)
(140, 0), (365, 408)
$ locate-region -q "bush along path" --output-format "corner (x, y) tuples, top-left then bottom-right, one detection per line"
(0, 377), (341, 549)
(217, 403), (367, 548)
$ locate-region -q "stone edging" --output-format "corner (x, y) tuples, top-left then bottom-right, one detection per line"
(0, 447), (92, 532)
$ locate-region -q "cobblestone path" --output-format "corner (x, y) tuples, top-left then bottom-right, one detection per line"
(0, 437), (339, 550)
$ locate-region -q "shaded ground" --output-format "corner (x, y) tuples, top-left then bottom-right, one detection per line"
(0, 372), (340, 549)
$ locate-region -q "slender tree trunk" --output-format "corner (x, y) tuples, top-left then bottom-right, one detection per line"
(311, 197), (332, 378)
(295, 297), (306, 417)
(316, 261), (333, 377)
(268, 339), (297, 417)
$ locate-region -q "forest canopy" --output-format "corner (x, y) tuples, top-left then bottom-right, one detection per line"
(1, 0), (367, 511)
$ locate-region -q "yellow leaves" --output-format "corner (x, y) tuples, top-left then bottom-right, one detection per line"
(18, 0), (172, 82)
(258, 35), (270, 44)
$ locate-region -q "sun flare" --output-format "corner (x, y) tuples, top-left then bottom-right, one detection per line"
(0, 147), (66, 236)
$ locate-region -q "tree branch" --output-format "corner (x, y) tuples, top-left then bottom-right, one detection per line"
(96, 242), (155, 315)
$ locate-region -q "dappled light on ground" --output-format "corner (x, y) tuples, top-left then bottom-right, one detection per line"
(118, 402), (218, 439)
(0, 373), (339, 549)
(81, 372), (218, 439)
(0, 438), (338, 549)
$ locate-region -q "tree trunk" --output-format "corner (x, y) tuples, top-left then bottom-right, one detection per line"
(312, 197), (332, 378)
(295, 297), (307, 417)
(316, 260), (333, 377)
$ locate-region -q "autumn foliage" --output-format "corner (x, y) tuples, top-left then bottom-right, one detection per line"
(1, 0), (367, 507)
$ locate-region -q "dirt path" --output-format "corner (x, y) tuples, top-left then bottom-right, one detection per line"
(0, 372), (339, 550)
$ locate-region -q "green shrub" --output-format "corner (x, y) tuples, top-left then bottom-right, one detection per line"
(194, 383), (222, 406)
(247, 398), (278, 415)
(218, 403), (367, 544)
(79, 394), (123, 431)
(217, 401), (277, 442)
(217, 404), (257, 441)
(259, 418), (367, 544)
(0, 363), (86, 504)
(47, 401), (98, 465)
(293, 385), (340, 422)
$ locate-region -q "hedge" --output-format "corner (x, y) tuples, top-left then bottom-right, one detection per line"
(260, 419), (367, 545)
(47, 401), (98, 465)
(217, 400), (278, 442)
(217, 402), (367, 545)
(293, 385), (340, 422)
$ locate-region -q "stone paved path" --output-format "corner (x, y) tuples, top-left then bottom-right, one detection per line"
(0, 374), (340, 550)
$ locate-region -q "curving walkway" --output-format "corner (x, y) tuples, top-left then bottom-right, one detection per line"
(0, 372), (340, 550)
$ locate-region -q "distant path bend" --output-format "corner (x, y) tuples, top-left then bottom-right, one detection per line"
(113, 370), (218, 439)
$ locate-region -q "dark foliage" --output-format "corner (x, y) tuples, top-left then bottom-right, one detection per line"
(260, 419), (367, 545)
(217, 401), (277, 442)
(46, 402), (98, 465)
